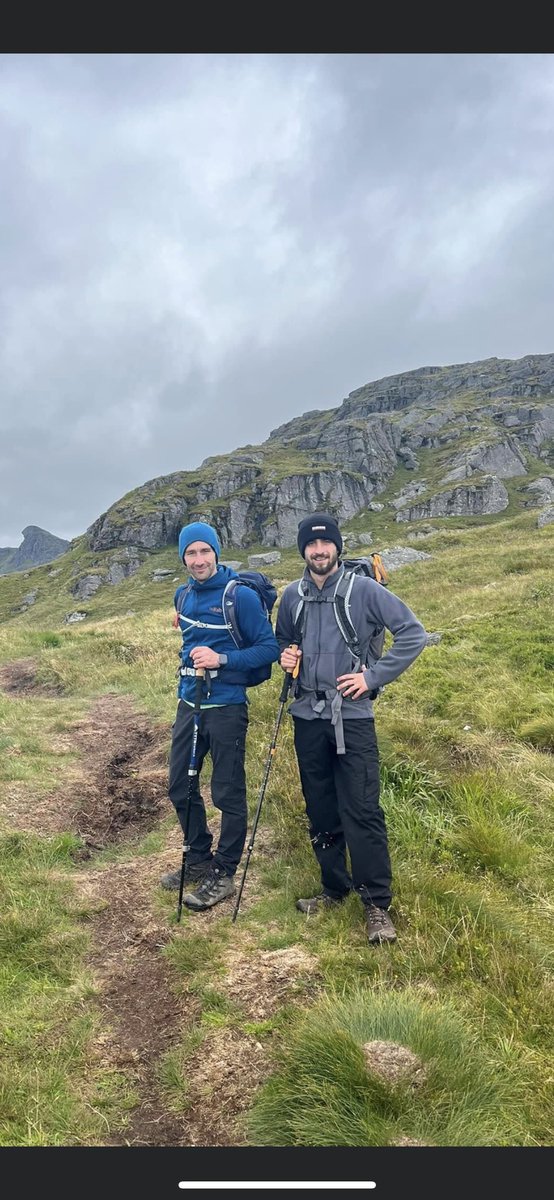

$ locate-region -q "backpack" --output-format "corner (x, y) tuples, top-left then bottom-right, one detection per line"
(174, 570), (277, 688)
(292, 554), (389, 699)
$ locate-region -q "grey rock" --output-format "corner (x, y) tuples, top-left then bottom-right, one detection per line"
(537, 506), (554, 528)
(396, 476), (509, 521)
(368, 502), (385, 512)
(221, 560), (243, 570)
(88, 499), (189, 552)
(425, 632), (442, 645)
(80, 354), (554, 556)
(152, 568), (173, 579)
(48, 568), (62, 577)
(247, 551), (282, 567)
(522, 477), (554, 507)
(343, 531), (373, 547)
(21, 590), (38, 608)
(397, 447), (419, 469)
(65, 611), (87, 623)
(441, 437), (527, 483)
(108, 558), (141, 585)
(72, 574), (103, 599)
(379, 547), (432, 570)
(262, 471), (371, 548)
(391, 481), (428, 510)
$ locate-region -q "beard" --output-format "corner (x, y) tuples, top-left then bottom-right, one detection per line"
(305, 547), (339, 576)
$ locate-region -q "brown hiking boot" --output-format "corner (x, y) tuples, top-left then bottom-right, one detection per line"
(296, 893), (345, 914)
(365, 904), (397, 944)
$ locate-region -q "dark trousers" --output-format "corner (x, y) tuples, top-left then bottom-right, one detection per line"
(293, 716), (392, 909)
(168, 701), (248, 876)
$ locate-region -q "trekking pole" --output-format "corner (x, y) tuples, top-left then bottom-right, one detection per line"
(176, 667), (205, 923)
(231, 647), (300, 923)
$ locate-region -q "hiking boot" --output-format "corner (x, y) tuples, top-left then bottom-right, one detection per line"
(296, 892), (345, 914)
(365, 904), (397, 944)
(183, 864), (236, 910)
(160, 858), (213, 891)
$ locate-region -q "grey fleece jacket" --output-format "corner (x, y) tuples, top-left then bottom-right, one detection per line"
(276, 565), (427, 730)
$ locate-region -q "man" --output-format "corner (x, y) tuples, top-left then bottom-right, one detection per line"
(275, 512), (427, 945)
(161, 521), (279, 909)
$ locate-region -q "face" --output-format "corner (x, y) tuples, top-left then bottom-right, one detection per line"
(304, 538), (339, 577)
(183, 540), (218, 581)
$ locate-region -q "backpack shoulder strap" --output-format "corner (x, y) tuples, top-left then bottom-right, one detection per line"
(222, 578), (242, 649)
(332, 570), (362, 664)
(172, 583), (191, 628)
(291, 578), (310, 646)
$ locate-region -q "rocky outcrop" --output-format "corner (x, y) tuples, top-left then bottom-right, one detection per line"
(396, 476), (509, 521)
(342, 531), (373, 547)
(331, 354), (554, 419)
(537, 507), (554, 528)
(262, 472), (371, 547)
(300, 416), (400, 482)
(391, 481), (429, 510)
(107, 560), (140, 585)
(247, 551), (281, 567)
(88, 501), (189, 552)
(379, 547), (432, 570)
(20, 590), (38, 609)
(81, 353), (554, 555)
(522, 477), (554, 507)
(72, 574), (103, 600)
(0, 526), (70, 576)
(440, 437), (527, 483)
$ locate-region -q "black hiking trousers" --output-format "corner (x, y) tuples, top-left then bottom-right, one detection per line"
(168, 700), (248, 876)
(293, 715), (392, 910)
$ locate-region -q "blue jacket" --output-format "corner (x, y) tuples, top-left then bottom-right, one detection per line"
(174, 564), (279, 706)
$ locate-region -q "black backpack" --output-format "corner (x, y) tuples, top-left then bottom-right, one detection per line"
(292, 554), (389, 699)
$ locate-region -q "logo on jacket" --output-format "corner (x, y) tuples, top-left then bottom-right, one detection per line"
(209, 605), (223, 614)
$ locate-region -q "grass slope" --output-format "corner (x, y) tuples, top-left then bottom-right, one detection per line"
(0, 510), (552, 1146)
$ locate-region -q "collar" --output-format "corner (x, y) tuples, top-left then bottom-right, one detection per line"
(302, 563), (345, 594)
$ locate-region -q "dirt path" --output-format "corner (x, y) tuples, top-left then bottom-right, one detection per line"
(0, 678), (319, 1145)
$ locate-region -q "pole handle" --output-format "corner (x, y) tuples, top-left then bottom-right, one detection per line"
(279, 643), (300, 702)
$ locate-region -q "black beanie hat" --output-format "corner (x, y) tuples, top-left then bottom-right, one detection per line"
(297, 512), (343, 558)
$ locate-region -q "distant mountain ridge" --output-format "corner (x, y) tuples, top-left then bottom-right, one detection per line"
(86, 353), (554, 553)
(0, 526), (70, 576)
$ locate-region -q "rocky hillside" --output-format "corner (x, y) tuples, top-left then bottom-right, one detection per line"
(86, 353), (554, 554)
(0, 526), (70, 576)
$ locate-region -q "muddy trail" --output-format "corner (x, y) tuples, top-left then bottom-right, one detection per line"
(0, 674), (319, 1146)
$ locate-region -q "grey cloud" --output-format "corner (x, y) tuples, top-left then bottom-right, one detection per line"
(1, 53), (553, 545)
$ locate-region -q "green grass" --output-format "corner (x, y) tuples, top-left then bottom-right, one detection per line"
(247, 988), (530, 1146)
(0, 507), (552, 1145)
(0, 831), (134, 1144)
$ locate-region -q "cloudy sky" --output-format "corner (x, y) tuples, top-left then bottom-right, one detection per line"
(1, 52), (553, 546)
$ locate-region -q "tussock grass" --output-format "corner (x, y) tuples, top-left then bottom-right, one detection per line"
(247, 988), (528, 1145)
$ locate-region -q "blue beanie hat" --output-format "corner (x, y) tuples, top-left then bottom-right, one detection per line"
(178, 521), (221, 562)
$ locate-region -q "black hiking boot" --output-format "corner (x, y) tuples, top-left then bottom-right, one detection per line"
(160, 858), (213, 891)
(365, 904), (397, 944)
(183, 864), (236, 910)
(296, 892), (346, 914)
